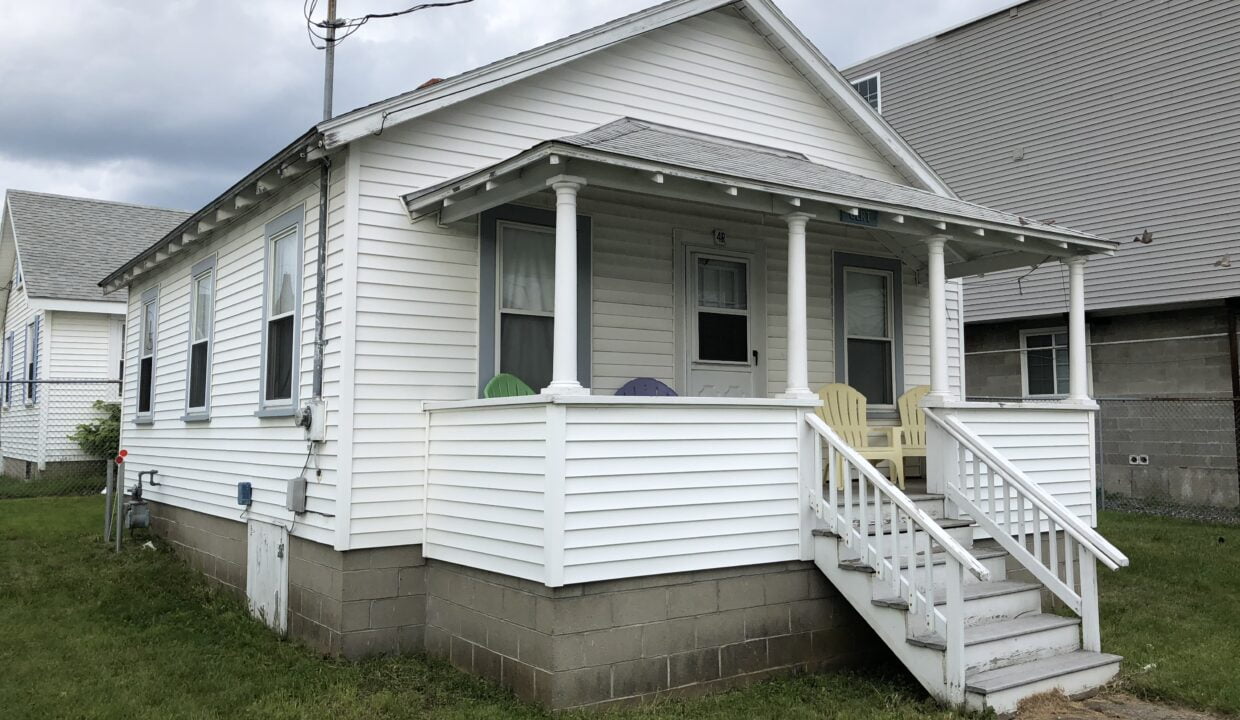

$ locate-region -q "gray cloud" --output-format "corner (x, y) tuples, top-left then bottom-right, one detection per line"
(0, 0), (1013, 211)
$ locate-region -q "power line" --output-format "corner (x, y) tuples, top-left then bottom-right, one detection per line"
(304, 0), (475, 50)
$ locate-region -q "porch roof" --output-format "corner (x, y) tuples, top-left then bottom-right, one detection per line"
(403, 118), (1118, 278)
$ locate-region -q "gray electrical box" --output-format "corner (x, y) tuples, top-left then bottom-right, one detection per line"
(286, 476), (308, 513)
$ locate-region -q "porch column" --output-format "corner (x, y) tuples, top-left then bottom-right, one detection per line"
(927, 235), (951, 400)
(543, 176), (589, 395)
(783, 213), (815, 399)
(1065, 255), (1090, 401)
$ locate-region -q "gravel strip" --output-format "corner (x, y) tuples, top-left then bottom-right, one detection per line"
(1102, 495), (1240, 526)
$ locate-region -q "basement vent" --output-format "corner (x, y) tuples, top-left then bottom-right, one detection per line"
(839, 208), (879, 227)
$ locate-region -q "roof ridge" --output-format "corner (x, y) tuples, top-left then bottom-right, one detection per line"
(6, 189), (191, 216)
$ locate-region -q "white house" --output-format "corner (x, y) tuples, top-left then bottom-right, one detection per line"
(0, 191), (187, 481)
(101, 0), (1128, 713)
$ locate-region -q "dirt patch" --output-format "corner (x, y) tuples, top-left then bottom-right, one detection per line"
(1017, 691), (1226, 720)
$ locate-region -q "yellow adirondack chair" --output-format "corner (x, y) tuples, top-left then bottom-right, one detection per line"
(897, 385), (930, 481)
(815, 383), (905, 488)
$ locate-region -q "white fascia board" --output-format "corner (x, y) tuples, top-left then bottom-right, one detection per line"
(27, 298), (128, 315)
(318, 0), (733, 149)
(736, 0), (957, 198)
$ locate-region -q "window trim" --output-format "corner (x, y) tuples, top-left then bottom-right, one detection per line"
(834, 252), (904, 415)
(478, 204), (591, 397)
(851, 71), (881, 113)
(24, 316), (40, 406)
(257, 207), (304, 415)
(135, 285), (160, 424)
(689, 249), (754, 367)
(2, 331), (11, 408)
(1020, 326), (1071, 398)
(182, 255), (217, 422)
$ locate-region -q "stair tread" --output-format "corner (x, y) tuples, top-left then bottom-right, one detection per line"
(845, 492), (944, 503)
(873, 580), (1040, 609)
(966, 651), (1123, 694)
(908, 614), (1081, 650)
(813, 516), (973, 538)
(838, 547), (1007, 574)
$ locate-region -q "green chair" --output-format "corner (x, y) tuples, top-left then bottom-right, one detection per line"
(483, 373), (535, 398)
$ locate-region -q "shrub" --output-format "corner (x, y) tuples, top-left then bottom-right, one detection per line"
(71, 400), (121, 460)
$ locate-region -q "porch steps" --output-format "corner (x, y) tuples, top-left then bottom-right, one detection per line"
(812, 492), (1121, 716)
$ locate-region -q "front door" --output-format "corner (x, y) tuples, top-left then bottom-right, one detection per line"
(686, 250), (762, 397)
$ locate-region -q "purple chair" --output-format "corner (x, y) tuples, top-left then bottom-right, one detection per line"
(615, 378), (678, 397)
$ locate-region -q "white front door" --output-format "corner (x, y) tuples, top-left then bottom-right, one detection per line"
(686, 250), (762, 397)
(246, 520), (289, 634)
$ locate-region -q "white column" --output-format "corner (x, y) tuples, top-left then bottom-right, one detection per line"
(783, 213), (815, 399)
(927, 235), (951, 400)
(543, 176), (589, 395)
(1065, 255), (1089, 401)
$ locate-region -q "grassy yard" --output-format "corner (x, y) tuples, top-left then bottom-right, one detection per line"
(0, 499), (1234, 719)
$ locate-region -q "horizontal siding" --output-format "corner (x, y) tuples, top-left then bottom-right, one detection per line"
(119, 166), (348, 546)
(0, 282), (40, 463)
(561, 404), (802, 584)
(423, 404), (547, 582)
(846, 0), (1240, 321)
(952, 406), (1096, 533)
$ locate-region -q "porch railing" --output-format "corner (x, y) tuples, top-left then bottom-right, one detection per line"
(923, 408), (1128, 652)
(805, 413), (989, 699)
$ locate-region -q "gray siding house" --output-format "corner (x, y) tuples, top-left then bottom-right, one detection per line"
(846, 0), (1240, 508)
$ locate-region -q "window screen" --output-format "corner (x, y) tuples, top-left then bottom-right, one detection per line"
(264, 225), (299, 404)
(499, 224), (555, 390)
(695, 256), (750, 363)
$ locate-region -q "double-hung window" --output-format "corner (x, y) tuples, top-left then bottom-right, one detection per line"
(836, 253), (903, 409)
(260, 209), (302, 412)
(1022, 329), (1070, 397)
(2, 332), (12, 407)
(184, 257), (215, 419)
(137, 287), (159, 420)
(24, 317), (40, 404)
(498, 222), (556, 391)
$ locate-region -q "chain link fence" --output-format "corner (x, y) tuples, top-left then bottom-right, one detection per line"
(0, 379), (121, 499)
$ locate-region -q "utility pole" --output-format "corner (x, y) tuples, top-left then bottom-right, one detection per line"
(322, 0), (338, 121)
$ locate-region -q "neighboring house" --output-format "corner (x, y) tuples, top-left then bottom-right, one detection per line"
(845, 0), (1240, 509)
(101, 0), (1128, 712)
(0, 191), (188, 480)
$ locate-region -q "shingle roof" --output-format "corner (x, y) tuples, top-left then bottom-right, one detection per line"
(554, 119), (1102, 242)
(5, 191), (190, 302)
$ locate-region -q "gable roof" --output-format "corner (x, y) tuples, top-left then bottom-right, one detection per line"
(5, 190), (189, 304)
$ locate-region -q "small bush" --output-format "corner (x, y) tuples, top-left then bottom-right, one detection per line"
(70, 400), (120, 460)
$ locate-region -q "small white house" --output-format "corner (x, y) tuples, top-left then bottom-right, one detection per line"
(101, 0), (1128, 713)
(0, 191), (187, 481)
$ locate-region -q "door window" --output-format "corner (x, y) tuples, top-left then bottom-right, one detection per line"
(694, 255), (750, 363)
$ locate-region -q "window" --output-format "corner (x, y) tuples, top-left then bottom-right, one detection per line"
(851, 73), (881, 112)
(498, 223), (556, 391)
(260, 209), (303, 411)
(478, 205), (591, 396)
(137, 287), (158, 419)
(23, 317), (40, 404)
(835, 253), (903, 409)
(185, 257), (215, 418)
(693, 255), (751, 363)
(2, 332), (11, 407)
(1022, 329), (1070, 397)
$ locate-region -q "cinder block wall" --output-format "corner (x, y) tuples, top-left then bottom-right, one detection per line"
(149, 501), (247, 596)
(423, 560), (876, 710)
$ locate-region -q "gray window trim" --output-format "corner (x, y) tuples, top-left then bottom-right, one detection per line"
(136, 285), (160, 424)
(256, 206), (304, 416)
(2, 331), (12, 409)
(478, 204), (591, 397)
(834, 252), (904, 418)
(182, 254), (217, 422)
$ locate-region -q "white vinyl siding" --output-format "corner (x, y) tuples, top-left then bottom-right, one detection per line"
(119, 169), (347, 547)
(41, 311), (123, 464)
(0, 283), (39, 462)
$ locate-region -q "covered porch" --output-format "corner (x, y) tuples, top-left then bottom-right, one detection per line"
(405, 118), (1116, 587)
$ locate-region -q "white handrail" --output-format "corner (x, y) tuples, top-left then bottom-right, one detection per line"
(923, 408), (1128, 570)
(806, 413), (990, 581)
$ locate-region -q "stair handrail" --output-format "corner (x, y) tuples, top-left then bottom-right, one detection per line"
(924, 408), (1128, 571)
(806, 413), (990, 581)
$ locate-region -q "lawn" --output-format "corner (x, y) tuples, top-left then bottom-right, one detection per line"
(0, 499), (1234, 719)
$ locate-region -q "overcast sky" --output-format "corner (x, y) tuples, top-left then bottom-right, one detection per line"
(0, 0), (1013, 211)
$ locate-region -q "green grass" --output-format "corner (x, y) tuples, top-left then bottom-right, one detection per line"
(1095, 510), (1240, 716)
(0, 474), (105, 499)
(0, 497), (964, 720)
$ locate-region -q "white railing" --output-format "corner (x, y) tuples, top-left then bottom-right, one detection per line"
(805, 413), (989, 700)
(923, 408), (1128, 652)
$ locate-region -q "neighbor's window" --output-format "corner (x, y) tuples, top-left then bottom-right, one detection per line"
(262, 210), (302, 408)
(2, 332), (12, 407)
(851, 73), (881, 112)
(1022, 329), (1070, 397)
(23, 317), (40, 404)
(498, 222), (555, 391)
(843, 267), (896, 406)
(137, 288), (159, 418)
(185, 258), (215, 416)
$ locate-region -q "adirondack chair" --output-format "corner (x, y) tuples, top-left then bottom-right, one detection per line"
(897, 385), (930, 457)
(483, 373), (535, 398)
(815, 383), (905, 488)
(615, 377), (677, 396)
